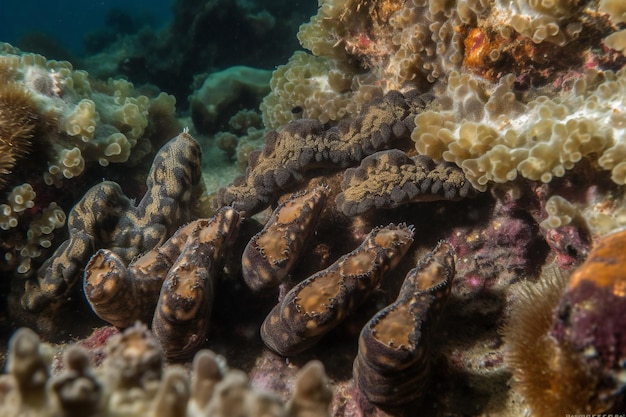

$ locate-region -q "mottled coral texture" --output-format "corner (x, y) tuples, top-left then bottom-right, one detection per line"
(0, 43), (181, 279)
(22, 132), (204, 314)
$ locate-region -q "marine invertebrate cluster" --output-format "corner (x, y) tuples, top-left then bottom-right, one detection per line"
(354, 241), (455, 407)
(85, 206), (240, 359)
(0, 324), (333, 417)
(412, 68), (626, 190)
(0, 43), (181, 279)
(261, 0), (623, 130)
(261, 223), (415, 356)
(5, 0), (626, 414)
(217, 90), (434, 215)
(151, 207), (241, 359)
(22, 131), (204, 313)
(0, 44), (179, 186)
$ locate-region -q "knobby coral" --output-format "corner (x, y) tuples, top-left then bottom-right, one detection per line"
(0, 324), (333, 417)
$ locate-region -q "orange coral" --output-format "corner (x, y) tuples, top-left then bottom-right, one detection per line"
(568, 228), (626, 292)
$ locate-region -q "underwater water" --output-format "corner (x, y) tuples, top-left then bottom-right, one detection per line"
(0, 0), (172, 56)
(1, 0), (626, 415)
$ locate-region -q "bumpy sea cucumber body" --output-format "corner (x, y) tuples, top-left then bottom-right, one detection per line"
(23, 131), (203, 312)
(260, 223), (415, 356)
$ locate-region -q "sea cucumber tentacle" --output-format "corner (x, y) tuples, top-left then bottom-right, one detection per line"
(353, 241), (455, 406)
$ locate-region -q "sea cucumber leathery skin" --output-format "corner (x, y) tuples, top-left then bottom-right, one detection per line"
(84, 220), (201, 328)
(353, 241), (455, 407)
(260, 223), (415, 356)
(242, 185), (328, 292)
(152, 206), (241, 359)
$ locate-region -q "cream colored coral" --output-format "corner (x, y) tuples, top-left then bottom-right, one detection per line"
(604, 30), (626, 56)
(599, 0), (626, 23)
(540, 195), (581, 229)
(0, 46), (178, 191)
(598, 0), (626, 56)
(264, 0), (619, 130)
(12, 203), (66, 274)
(412, 68), (626, 191)
(0, 204), (18, 230)
(92, 133), (132, 166)
(0, 183), (37, 230)
(7, 183), (35, 212)
(261, 51), (381, 129)
(0, 324), (332, 417)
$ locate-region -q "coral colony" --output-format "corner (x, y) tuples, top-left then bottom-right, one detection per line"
(2, 0), (626, 416)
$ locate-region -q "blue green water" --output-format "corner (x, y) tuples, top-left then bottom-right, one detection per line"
(0, 0), (172, 55)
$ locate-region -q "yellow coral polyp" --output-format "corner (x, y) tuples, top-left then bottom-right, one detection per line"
(8, 183), (36, 212)
(0, 204), (18, 230)
(63, 99), (97, 142)
(59, 147), (85, 179)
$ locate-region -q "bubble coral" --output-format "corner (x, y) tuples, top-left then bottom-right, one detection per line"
(412, 68), (626, 191)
